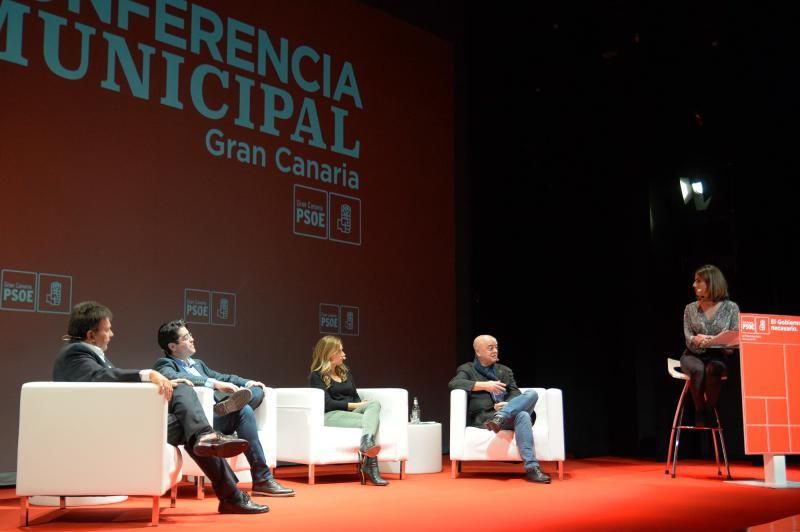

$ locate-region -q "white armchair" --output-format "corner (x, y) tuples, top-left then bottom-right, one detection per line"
(16, 382), (183, 526)
(179, 386), (277, 498)
(450, 387), (565, 479)
(275, 388), (408, 484)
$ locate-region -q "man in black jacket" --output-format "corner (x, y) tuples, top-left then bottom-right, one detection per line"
(153, 319), (294, 497)
(53, 301), (269, 514)
(448, 334), (551, 484)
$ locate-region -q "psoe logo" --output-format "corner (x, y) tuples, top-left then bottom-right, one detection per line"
(184, 289), (210, 324)
(340, 305), (360, 336)
(329, 193), (361, 246)
(740, 318), (756, 333)
(319, 303), (340, 334)
(294, 185), (328, 240)
(38, 273), (72, 314)
(756, 317), (770, 334)
(211, 291), (237, 327)
(1, 269), (37, 312)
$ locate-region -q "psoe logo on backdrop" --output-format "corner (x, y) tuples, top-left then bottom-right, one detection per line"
(329, 193), (361, 246)
(339, 305), (360, 336)
(294, 185), (328, 240)
(184, 289), (210, 324)
(38, 273), (72, 314)
(319, 303), (340, 334)
(319, 303), (360, 336)
(1, 269), (36, 312)
(741, 316), (770, 336)
(211, 291), (237, 327)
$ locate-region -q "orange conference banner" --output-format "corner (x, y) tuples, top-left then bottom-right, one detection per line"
(739, 313), (800, 455)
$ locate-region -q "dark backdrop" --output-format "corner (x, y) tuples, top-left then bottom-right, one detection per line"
(370, 0), (800, 460)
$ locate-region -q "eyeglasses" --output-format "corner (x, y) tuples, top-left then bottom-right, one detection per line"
(178, 333), (193, 342)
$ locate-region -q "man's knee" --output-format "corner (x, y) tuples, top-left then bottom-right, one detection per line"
(523, 389), (539, 403)
(248, 386), (265, 409)
(171, 383), (196, 404)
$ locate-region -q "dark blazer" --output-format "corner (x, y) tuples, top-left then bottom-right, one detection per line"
(448, 361), (521, 428)
(153, 355), (249, 399)
(53, 342), (141, 382)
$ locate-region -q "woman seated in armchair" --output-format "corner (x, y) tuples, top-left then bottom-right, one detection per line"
(309, 335), (389, 486)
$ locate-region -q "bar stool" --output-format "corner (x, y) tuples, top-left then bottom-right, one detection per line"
(665, 358), (731, 479)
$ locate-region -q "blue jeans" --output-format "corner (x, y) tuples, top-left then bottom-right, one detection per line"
(214, 385), (272, 483)
(497, 389), (540, 471)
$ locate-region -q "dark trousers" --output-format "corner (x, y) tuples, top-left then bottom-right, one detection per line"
(167, 384), (239, 500)
(214, 385), (272, 483)
(680, 351), (727, 412)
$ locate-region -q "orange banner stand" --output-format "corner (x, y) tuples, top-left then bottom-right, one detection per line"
(737, 313), (800, 488)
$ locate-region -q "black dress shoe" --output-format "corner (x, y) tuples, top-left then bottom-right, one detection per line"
(483, 414), (505, 433)
(251, 479), (295, 497)
(214, 388), (253, 416)
(193, 432), (249, 458)
(525, 465), (551, 484)
(218, 491), (269, 514)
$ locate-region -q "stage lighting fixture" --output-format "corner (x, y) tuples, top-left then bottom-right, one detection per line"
(679, 177), (711, 210)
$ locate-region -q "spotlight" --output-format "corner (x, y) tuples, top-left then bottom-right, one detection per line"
(679, 178), (692, 204)
(678, 177), (711, 210)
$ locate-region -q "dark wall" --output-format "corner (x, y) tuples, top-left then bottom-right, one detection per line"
(447, 2), (800, 459)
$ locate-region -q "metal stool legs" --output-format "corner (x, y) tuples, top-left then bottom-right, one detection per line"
(665, 379), (731, 480)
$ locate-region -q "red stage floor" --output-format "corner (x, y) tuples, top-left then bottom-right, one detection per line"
(4, 457), (800, 531)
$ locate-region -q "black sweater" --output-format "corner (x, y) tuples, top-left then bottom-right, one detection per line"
(310, 370), (361, 412)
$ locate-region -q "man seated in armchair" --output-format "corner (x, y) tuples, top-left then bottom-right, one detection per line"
(154, 320), (294, 497)
(448, 334), (551, 484)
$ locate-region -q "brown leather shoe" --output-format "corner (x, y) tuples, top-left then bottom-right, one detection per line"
(193, 432), (249, 458)
(213, 388), (253, 416)
(483, 414), (505, 433)
(251, 479), (295, 497)
(218, 491), (269, 514)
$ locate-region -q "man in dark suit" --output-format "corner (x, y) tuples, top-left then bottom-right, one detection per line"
(448, 334), (551, 484)
(53, 301), (270, 514)
(153, 320), (294, 497)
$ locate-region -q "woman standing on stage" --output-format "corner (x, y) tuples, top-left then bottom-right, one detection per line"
(680, 264), (740, 427)
(309, 335), (389, 486)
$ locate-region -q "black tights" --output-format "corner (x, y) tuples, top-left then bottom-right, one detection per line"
(680, 352), (726, 412)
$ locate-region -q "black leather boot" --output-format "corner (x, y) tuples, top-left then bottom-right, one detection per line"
(359, 434), (381, 457)
(359, 454), (389, 486)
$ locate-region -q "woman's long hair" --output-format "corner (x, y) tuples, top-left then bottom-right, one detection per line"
(310, 335), (349, 387)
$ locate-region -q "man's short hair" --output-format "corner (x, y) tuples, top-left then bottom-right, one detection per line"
(67, 301), (113, 342)
(158, 319), (186, 356)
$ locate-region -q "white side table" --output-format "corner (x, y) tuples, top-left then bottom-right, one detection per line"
(381, 421), (442, 475)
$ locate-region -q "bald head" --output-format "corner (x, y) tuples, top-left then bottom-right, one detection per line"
(473, 334), (499, 367)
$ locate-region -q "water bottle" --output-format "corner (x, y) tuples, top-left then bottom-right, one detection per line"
(410, 397), (421, 424)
